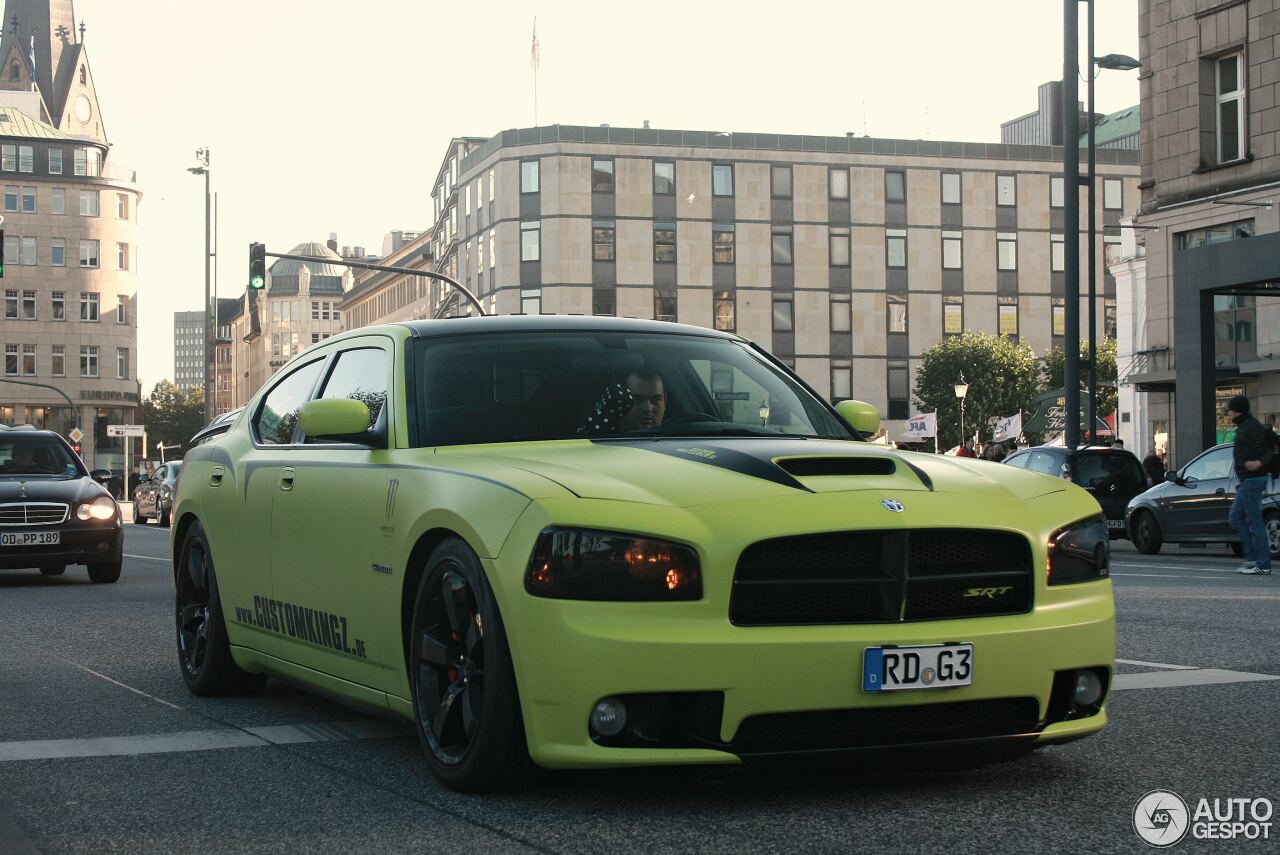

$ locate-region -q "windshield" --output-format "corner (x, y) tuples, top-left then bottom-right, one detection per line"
(414, 331), (853, 446)
(0, 435), (84, 478)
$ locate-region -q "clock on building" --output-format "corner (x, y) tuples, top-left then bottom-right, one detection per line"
(74, 94), (91, 123)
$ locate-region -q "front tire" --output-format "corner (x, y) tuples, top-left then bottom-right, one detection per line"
(175, 521), (266, 696)
(39, 564), (65, 576)
(1266, 512), (1280, 561)
(158, 503), (171, 527)
(1131, 510), (1163, 555)
(409, 537), (531, 792)
(88, 559), (122, 583)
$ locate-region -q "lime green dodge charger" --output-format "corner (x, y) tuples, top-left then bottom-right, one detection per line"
(172, 316), (1114, 791)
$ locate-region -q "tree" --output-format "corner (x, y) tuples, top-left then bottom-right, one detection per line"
(1041, 338), (1118, 416)
(913, 331), (1042, 448)
(141, 381), (206, 458)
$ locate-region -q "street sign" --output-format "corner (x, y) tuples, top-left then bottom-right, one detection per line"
(68, 427), (83, 443)
(107, 424), (145, 438)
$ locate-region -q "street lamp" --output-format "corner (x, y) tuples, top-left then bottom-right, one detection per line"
(188, 147), (211, 424)
(954, 375), (969, 448)
(758, 397), (771, 428)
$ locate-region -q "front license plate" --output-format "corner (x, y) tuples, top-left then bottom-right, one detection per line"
(1107, 519), (1126, 530)
(862, 643), (973, 692)
(0, 530), (61, 546)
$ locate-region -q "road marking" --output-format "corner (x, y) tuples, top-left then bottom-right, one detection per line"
(1116, 658), (1200, 670)
(55, 658), (183, 711)
(1111, 561), (1238, 574)
(1112, 668), (1280, 691)
(124, 553), (168, 563)
(0, 719), (410, 763)
(1112, 573), (1233, 580)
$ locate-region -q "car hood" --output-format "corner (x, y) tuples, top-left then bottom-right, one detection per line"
(0, 476), (108, 504)
(437, 438), (1066, 509)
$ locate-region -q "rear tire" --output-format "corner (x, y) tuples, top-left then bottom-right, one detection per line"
(1266, 512), (1280, 561)
(158, 505), (171, 527)
(1131, 510), (1163, 555)
(175, 521), (267, 696)
(39, 564), (65, 576)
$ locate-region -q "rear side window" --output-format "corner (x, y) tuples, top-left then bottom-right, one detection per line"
(254, 359), (325, 445)
(1004, 453), (1028, 469)
(1077, 453), (1146, 491)
(1025, 451), (1061, 476)
(314, 347), (388, 434)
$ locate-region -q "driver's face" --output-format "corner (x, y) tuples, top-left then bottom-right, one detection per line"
(622, 375), (666, 431)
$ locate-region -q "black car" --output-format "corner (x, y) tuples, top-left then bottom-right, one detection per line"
(1003, 445), (1148, 539)
(132, 461), (182, 526)
(1125, 442), (1280, 558)
(0, 426), (123, 582)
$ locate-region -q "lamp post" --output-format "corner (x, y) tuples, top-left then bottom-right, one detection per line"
(758, 397), (770, 428)
(954, 375), (969, 448)
(187, 148), (211, 424)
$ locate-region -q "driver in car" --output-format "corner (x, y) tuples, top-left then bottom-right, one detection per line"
(579, 368), (668, 435)
(2, 444), (44, 474)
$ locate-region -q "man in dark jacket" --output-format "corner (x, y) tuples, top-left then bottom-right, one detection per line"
(1227, 395), (1274, 575)
(1142, 449), (1166, 487)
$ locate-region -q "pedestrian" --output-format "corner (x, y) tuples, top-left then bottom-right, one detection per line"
(956, 439), (977, 458)
(1142, 448), (1165, 487)
(1226, 395), (1274, 575)
(984, 441), (1007, 462)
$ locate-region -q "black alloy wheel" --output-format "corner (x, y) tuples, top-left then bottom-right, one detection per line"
(416, 567), (486, 765)
(1131, 510), (1163, 555)
(1266, 513), (1280, 560)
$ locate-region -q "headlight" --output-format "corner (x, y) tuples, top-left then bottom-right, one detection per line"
(525, 527), (702, 601)
(77, 496), (117, 521)
(1047, 516), (1109, 585)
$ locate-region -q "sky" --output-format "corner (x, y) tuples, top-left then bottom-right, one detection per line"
(72, 0), (1141, 393)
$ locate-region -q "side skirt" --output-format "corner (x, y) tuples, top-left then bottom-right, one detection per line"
(231, 645), (403, 720)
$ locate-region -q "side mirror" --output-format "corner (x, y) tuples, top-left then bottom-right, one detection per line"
(835, 400), (881, 437)
(298, 398), (375, 444)
(1164, 470), (1183, 485)
(90, 468), (112, 484)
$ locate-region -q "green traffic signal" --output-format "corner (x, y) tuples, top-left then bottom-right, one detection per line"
(250, 274), (264, 289)
(249, 242), (266, 290)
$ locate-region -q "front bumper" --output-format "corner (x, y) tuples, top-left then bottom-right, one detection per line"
(0, 523), (122, 569)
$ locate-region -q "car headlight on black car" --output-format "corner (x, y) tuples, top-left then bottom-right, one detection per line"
(525, 527), (702, 601)
(1047, 516), (1110, 585)
(77, 496), (117, 521)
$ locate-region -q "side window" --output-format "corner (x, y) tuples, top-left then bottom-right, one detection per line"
(313, 347), (388, 436)
(254, 359), (325, 445)
(1004, 453), (1028, 469)
(1183, 447), (1233, 482)
(1025, 451), (1060, 476)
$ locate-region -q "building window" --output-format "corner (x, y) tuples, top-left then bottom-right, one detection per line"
(886, 228), (906, 268)
(712, 164), (733, 196)
(311, 300), (320, 320)
(1105, 298), (1117, 339)
(998, 297), (1018, 336)
(520, 160), (539, 193)
(80, 292), (99, 321)
(1104, 235), (1124, 266)
(20, 236), (34, 266)
(51, 291), (64, 320)
(1216, 53), (1246, 164)
(771, 227), (793, 265)
(79, 64), (86, 85)
(4, 289), (16, 318)
(18, 145), (32, 173)
(713, 224), (735, 264)
(114, 193), (127, 219)
(520, 222), (540, 261)
(653, 161), (675, 195)
(488, 230), (495, 268)
(488, 169), (495, 203)
(592, 289), (616, 317)
(116, 294), (127, 324)
(944, 295), (963, 334)
(654, 223), (676, 263)
(997, 232), (1017, 271)
(464, 184), (471, 216)
(996, 174), (1016, 206)
(3, 344), (15, 375)
(829, 227), (850, 267)
(888, 294), (907, 333)
(0, 144), (12, 171)
(771, 165), (792, 199)
(831, 295), (851, 333)
(79, 345), (98, 377)
(942, 230), (962, 269)
(1052, 298), (1066, 336)
(941, 172), (961, 205)
(772, 298), (794, 332)
(52, 344), (64, 376)
(51, 238), (64, 267)
(713, 290), (735, 332)
(80, 190), (99, 216)
(1103, 178), (1123, 210)
(20, 186), (33, 212)
(3, 185), (14, 211)
(885, 170), (906, 203)
(887, 361), (909, 420)
(592, 159), (614, 193)
(51, 188), (64, 214)
(1051, 234), (1065, 272)
(21, 289), (34, 319)
(73, 148), (86, 176)
(117, 347), (128, 379)
(1051, 176), (1065, 208)
(1177, 218), (1253, 249)
(116, 242), (128, 270)
(521, 288), (541, 315)
(48, 148), (61, 175)
(654, 288), (676, 322)
(79, 239), (99, 267)
(593, 221), (615, 261)
(829, 167), (849, 200)
(271, 333), (281, 357)
(832, 362), (852, 401)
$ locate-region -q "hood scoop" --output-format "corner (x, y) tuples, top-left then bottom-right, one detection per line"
(776, 457), (896, 477)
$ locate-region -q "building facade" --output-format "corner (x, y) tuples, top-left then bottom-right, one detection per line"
(0, 0), (141, 473)
(402, 126), (1139, 435)
(173, 309), (203, 393)
(1127, 0), (1280, 464)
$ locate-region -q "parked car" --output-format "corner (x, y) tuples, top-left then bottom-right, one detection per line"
(188, 407), (243, 449)
(0, 425), (123, 582)
(1003, 445), (1147, 539)
(1125, 442), (1279, 557)
(133, 461), (182, 526)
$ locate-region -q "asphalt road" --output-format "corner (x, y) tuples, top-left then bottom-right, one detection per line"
(1, 525), (1277, 854)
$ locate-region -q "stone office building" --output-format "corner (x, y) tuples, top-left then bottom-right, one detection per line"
(411, 126), (1138, 434)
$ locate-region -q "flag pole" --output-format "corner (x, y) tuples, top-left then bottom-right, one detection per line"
(934, 411), (939, 455)
(531, 18), (540, 126)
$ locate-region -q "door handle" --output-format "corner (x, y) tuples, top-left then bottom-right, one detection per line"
(210, 465), (224, 487)
(280, 468), (296, 491)
(1215, 487), (1226, 496)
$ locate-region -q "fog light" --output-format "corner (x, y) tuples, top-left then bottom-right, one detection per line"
(1074, 670), (1103, 707)
(589, 697), (627, 738)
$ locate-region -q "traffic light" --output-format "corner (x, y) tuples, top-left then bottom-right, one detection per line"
(249, 242), (266, 290)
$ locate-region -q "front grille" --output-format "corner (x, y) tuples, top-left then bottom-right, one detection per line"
(730, 529), (1032, 625)
(731, 697), (1041, 752)
(0, 502), (69, 527)
(776, 457), (896, 477)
